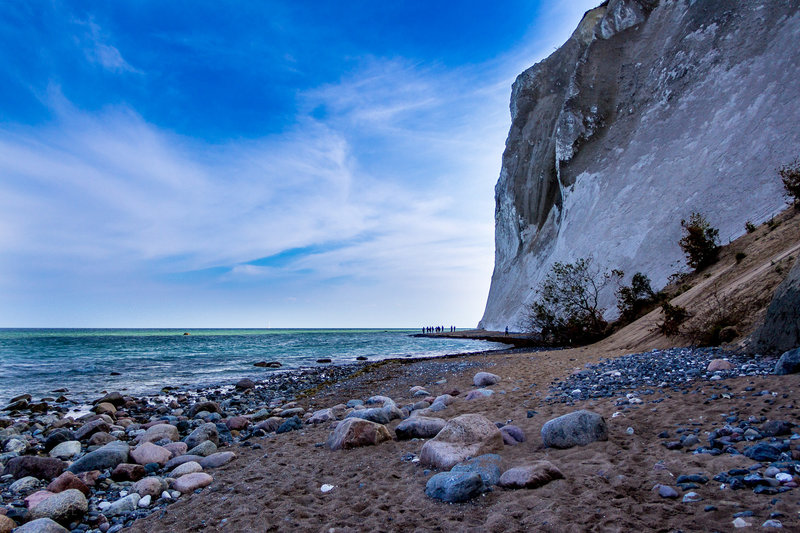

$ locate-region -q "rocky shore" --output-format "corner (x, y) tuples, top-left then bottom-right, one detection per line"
(1, 347), (799, 532)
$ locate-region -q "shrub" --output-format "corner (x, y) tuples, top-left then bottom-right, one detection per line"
(682, 289), (745, 346)
(656, 302), (688, 336)
(745, 221), (756, 233)
(526, 258), (611, 346)
(615, 272), (656, 322)
(779, 158), (800, 207)
(679, 212), (720, 271)
(735, 252), (746, 263)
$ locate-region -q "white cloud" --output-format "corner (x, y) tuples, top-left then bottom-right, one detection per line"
(76, 19), (140, 73)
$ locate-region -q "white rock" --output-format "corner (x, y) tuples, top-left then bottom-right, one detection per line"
(98, 501), (111, 511)
(775, 473), (793, 483)
(138, 495), (151, 508)
(320, 484), (334, 493)
(161, 490), (172, 500)
(733, 517), (751, 528)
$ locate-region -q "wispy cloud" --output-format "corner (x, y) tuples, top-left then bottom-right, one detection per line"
(75, 19), (140, 74)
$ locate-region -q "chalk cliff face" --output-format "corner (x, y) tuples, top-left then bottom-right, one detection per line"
(480, 0), (800, 331)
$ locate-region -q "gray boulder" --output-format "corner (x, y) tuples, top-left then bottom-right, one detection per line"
(67, 441), (129, 474)
(13, 518), (69, 533)
(394, 417), (446, 440)
(775, 348), (800, 375)
(751, 258), (800, 355)
(498, 461), (564, 489)
(425, 472), (484, 502)
(450, 454), (503, 486)
(473, 372), (500, 387)
(541, 410), (608, 449)
(183, 423), (219, 449)
(28, 488), (88, 525)
(106, 493), (141, 516)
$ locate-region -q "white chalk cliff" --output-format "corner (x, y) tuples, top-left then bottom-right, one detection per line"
(480, 0), (800, 331)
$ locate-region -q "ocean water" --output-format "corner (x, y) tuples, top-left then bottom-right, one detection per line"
(0, 328), (509, 404)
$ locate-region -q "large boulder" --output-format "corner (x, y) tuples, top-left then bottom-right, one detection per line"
(47, 472), (90, 496)
(419, 414), (504, 470)
(28, 488), (88, 525)
(49, 441), (81, 461)
(473, 372), (500, 387)
(751, 258), (800, 354)
(451, 454), (503, 486)
(187, 401), (222, 419)
(394, 417), (447, 440)
(2, 456), (65, 481)
(67, 441), (129, 474)
(130, 442), (171, 466)
(498, 461), (564, 489)
(425, 472), (484, 502)
(541, 410), (608, 449)
(73, 419), (110, 441)
(774, 348), (800, 375)
(327, 419), (392, 451)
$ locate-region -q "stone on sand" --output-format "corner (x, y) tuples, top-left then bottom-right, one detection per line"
(775, 348), (800, 375)
(67, 441), (129, 474)
(473, 372), (500, 387)
(171, 461), (203, 477)
(171, 472), (213, 493)
(49, 441), (81, 460)
(419, 414), (504, 470)
(130, 442), (172, 466)
(500, 425), (525, 445)
(198, 451), (235, 469)
(541, 410), (608, 449)
(187, 440), (217, 457)
(12, 518), (69, 533)
(106, 494), (141, 517)
(707, 359), (734, 371)
(327, 418), (392, 451)
(139, 424), (180, 444)
(47, 471), (90, 496)
(111, 463), (146, 482)
(183, 423), (219, 449)
(395, 417), (447, 440)
(498, 461), (564, 489)
(425, 472), (484, 502)
(132, 476), (167, 498)
(451, 454), (503, 486)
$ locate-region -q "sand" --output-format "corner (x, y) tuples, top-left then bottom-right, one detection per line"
(125, 345), (799, 532)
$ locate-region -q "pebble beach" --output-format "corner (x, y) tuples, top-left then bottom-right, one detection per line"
(1, 341), (799, 532)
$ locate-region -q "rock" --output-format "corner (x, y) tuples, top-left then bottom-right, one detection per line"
(682, 491), (702, 503)
(67, 441), (129, 474)
(541, 410), (608, 449)
(0, 515), (16, 533)
(10, 475), (40, 494)
(419, 414), (504, 470)
(733, 517), (751, 528)
(111, 463), (146, 482)
(498, 461), (564, 489)
(171, 461), (203, 477)
(48, 441), (81, 460)
(5, 436), (27, 454)
(106, 493), (141, 517)
(198, 451), (235, 469)
(451, 454), (503, 486)
(163, 441), (188, 458)
(93, 402), (117, 416)
(187, 402), (222, 419)
(46, 472), (90, 496)
(140, 424), (180, 444)
(473, 372), (500, 387)
(93, 392), (126, 407)
(345, 407), (393, 425)
(88, 431), (116, 447)
(707, 359), (734, 371)
(187, 440), (217, 457)
(425, 472), (484, 502)
(28, 489), (87, 525)
(171, 472), (213, 493)
(43, 429), (74, 452)
(743, 443), (782, 462)
(25, 490), (55, 508)
(774, 348), (800, 375)
(235, 378), (255, 390)
(276, 416), (303, 434)
(130, 442), (171, 466)
(762, 519), (783, 528)
(74, 419), (110, 441)
(500, 425), (525, 445)
(225, 416), (249, 430)
(132, 477), (166, 498)
(184, 423), (219, 449)
(138, 494), (152, 508)
(12, 518), (69, 533)
(433, 394), (456, 406)
(254, 417), (283, 433)
(327, 418), (392, 451)
(464, 389), (494, 401)
(395, 417), (447, 440)
(75, 471), (100, 487)
(164, 454), (204, 470)
(254, 361), (281, 368)
(761, 420), (793, 437)
(653, 484), (678, 499)
(307, 408), (335, 425)
(3, 456), (65, 481)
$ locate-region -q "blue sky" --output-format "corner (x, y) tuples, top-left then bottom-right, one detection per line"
(0, 1), (599, 328)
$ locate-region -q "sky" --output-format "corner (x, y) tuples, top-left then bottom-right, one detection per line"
(0, 1), (600, 328)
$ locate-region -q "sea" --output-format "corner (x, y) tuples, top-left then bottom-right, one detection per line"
(0, 328), (510, 405)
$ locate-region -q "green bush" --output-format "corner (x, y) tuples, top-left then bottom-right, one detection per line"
(527, 258), (610, 346)
(735, 252), (746, 263)
(745, 221), (756, 233)
(779, 158), (800, 208)
(615, 272), (656, 322)
(679, 212), (720, 271)
(656, 302), (688, 336)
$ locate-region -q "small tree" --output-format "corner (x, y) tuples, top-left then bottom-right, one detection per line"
(679, 212), (720, 271)
(527, 257), (610, 346)
(616, 272), (656, 322)
(779, 158), (800, 208)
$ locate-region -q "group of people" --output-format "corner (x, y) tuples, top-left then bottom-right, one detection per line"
(422, 325), (456, 333)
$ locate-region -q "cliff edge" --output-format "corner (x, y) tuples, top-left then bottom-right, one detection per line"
(480, 0), (800, 331)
